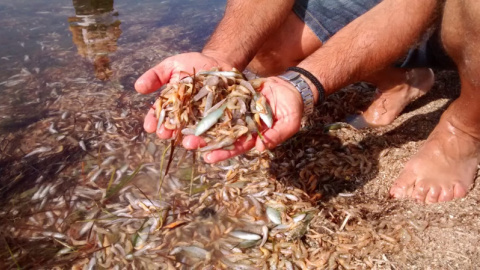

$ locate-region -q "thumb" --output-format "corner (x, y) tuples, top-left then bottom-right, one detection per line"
(135, 59), (176, 94)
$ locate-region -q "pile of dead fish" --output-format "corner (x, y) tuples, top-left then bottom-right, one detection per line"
(153, 68), (272, 151)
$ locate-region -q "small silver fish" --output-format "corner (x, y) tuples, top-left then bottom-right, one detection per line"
(195, 104), (227, 136)
(230, 230), (261, 241)
(156, 109), (166, 131)
(193, 85), (210, 101)
(254, 94), (274, 128)
(198, 137), (236, 152)
(203, 92), (214, 116)
(266, 207), (282, 225)
(292, 213), (306, 223)
(197, 71), (242, 78)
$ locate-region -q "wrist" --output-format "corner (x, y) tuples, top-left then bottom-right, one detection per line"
(300, 74), (320, 104)
(285, 67), (325, 105)
(277, 70), (316, 116)
(201, 49), (245, 70)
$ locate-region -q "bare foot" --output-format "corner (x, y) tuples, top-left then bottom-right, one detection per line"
(390, 117), (480, 203)
(360, 68), (435, 127)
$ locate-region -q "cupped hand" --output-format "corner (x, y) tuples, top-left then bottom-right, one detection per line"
(199, 76), (304, 163)
(138, 57), (304, 163)
(136, 52), (233, 138)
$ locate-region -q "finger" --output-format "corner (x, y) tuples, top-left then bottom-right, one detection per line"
(145, 111), (174, 139)
(144, 107), (158, 133)
(156, 125), (174, 140)
(144, 98), (175, 139)
(254, 121), (270, 152)
(203, 136), (256, 163)
(182, 135), (207, 150)
(256, 136), (267, 152)
(135, 60), (175, 94)
(256, 118), (300, 151)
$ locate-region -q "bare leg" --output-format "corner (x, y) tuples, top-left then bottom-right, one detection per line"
(249, 12), (434, 125)
(246, 12), (322, 77)
(390, 0), (480, 203)
(350, 67), (435, 128)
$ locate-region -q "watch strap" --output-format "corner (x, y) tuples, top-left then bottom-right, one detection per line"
(278, 70), (315, 116)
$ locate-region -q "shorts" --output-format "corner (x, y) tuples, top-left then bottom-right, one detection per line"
(398, 29), (455, 69)
(292, 0), (381, 44)
(292, 0), (455, 69)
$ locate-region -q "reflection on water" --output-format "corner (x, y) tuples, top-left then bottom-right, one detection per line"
(68, 0), (122, 80)
(0, 0), (226, 85)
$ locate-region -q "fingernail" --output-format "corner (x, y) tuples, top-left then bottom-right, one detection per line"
(136, 79), (148, 91)
(203, 153), (212, 163)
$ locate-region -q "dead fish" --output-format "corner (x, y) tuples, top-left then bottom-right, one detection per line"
(193, 85), (210, 101)
(203, 92), (214, 116)
(79, 140), (87, 151)
(292, 213), (306, 223)
(245, 115), (257, 133)
(238, 79), (256, 95)
(266, 207), (282, 225)
(181, 128), (196, 135)
(134, 225), (150, 249)
(197, 70), (242, 78)
(170, 245), (209, 259)
(230, 231), (261, 241)
(203, 98), (227, 117)
(323, 122), (354, 132)
(195, 104), (227, 136)
(254, 94), (274, 128)
(24, 146), (52, 158)
(156, 109), (166, 131)
(259, 225), (268, 247)
(48, 122), (58, 134)
(198, 137), (236, 152)
(205, 75), (220, 86)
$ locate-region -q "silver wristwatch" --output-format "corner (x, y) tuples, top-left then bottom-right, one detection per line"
(277, 70), (315, 116)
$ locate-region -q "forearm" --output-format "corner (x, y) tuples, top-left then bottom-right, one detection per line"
(298, 0), (439, 99)
(203, 0), (294, 70)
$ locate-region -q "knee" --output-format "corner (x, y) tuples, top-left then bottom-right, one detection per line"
(248, 50), (294, 77)
(442, 0), (480, 62)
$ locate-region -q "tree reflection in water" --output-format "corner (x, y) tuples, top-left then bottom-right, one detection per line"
(68, 0), (122, 80)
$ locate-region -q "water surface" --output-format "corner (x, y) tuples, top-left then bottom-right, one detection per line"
(0, 0), (225, 85)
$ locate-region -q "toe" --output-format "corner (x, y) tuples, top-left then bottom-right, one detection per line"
(412, 181), (429, 203)
(390, 170), (416, 199)
(438, 185), (454, 202)
(453, 182), (468, 199)
(425, 185), (441, 204)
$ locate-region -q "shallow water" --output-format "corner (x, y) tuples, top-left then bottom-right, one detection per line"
(0, 0), (226, 201)
(0, 0), (225, 85)
(0, 0), (226, 192)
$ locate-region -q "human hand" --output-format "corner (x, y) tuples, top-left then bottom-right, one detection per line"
(135, 52), (233, 138)
(184, 76), (304, 163)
